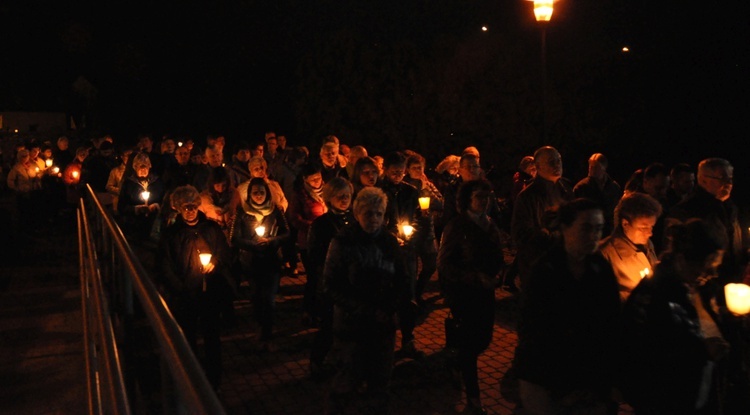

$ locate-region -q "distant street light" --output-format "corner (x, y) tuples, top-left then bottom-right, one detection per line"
(527, 0), (555, 142)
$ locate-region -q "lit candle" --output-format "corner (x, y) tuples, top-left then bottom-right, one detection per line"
(45, 159), (53, 168)
(52, 166), (60, 174)
(725, 283), (750, 315)
(402, 224), (414, 238)
(141, 191), (150, 203)
(255, 226), (266, 237)
(199, 253), (212, 267)
(71, 170), (79, 179)
(639, 268), (650, 279)
(418, 196), (430, 210)
(178, 141), (183, 147)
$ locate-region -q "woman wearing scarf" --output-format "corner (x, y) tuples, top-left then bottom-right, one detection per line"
(232, 177), (289, 351)
(287, 162), (328, 325)
(117, 151), (165, 245)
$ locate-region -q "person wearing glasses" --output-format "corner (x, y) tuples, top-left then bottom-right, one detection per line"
(598, 192), (662, 302)
(667, 158), (745, 285)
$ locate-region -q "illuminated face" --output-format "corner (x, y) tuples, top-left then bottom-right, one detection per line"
(468, 189), (491, 215)
(213, 182), (226, 193)
(179, 203), (200, 224)
(562, 209), (604, 258)
(30, 148), (40, 159)
(277, 135), (286, 149)
(250, 163), (266, 178)
(672, 171), (695, 195)
(175, 148), (190, 165)
(252, 145), (264, 158)
(236, 149), (251, 163)
(360, 165), (379, 187)
(407, 163), (424, 180)
(622, 215), (657, 246)
(459, 159), (481, 181)
(206, 149), (223, 167)
(356, 204), (386, 234)
(250, 184), (267, 205)
(700, 166), (733, 202)
(330, 188), (353, 212)
(266, 139), (278, 154)
(643, 174), (669, 201)
(42, 149), (53, 159)
(384, 164), (406, 185)
(162, 139), (176, 154)
(321, 147), (338, 167)
(535, 149), (563, 182)
(305, 172), (323, 189)
(135, 165), (150, 178)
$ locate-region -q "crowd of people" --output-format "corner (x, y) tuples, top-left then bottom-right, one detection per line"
(3, 131), (750, 414)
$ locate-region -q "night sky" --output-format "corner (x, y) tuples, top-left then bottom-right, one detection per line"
(2, 0), (749, 192)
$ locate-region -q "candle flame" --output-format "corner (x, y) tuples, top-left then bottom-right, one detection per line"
(725, 283), (750, 315)
(402, 224), (414, 238)
(141, 191), (150, 202)
(255, 226), (266, 237)
(199, 253), (212, 267)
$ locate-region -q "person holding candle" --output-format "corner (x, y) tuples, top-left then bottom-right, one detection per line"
(159, 185), (233, 391)
(438, 179), (505, 414)
(599, 192), (662, 303)
(404, 151), (443, 308)
(117, 152), (165, 245)
(378, 151), (427, 359)
(621, 218), (729, 414)
(6, 149), (42, 232)
(232, 177), (290, 351)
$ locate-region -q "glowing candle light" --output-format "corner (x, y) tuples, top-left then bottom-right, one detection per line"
(199, 253), (212, 267)
(639, 268), (650, 279)
(45, 159), (53, 168)
(178, 141), (183, 147)
(71, 170), (79, 179)
(52, 166), (60, 174)
(725, 283), (750, 315)
(402, 224), (414, 238)
(418, 196), (430, 210)
(255, 226), (266, 237)
(141, 191), (150, 203)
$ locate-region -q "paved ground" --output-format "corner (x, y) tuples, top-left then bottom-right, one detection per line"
(0, 189), (634, 414)
(218, 273), (523, 415)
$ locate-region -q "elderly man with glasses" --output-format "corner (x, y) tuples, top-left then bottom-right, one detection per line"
(666, 157), (745, 285)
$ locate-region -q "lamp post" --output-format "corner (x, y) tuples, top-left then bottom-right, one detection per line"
(529, 0), (554, 142)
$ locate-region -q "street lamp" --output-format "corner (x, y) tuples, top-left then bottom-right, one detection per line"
(528, 0), (555, 142)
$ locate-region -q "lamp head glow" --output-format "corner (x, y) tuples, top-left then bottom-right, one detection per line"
(141, 191), (150, 202)
(199, 253), (212, 267)
(725, 283), (750, 315)
(531, 0), (554, 22)
(255, 226), (266, 237)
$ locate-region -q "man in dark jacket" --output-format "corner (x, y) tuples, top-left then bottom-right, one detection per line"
(667, 158), (746, 285)
(159, 185), (234, 391)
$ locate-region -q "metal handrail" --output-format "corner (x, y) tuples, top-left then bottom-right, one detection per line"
(78, 184), (226, 415)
